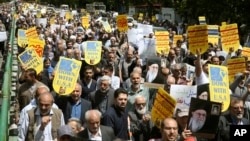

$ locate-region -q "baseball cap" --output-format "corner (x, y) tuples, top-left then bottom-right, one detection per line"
(57, 125), (74, 138)
(176, 105), (189, 117)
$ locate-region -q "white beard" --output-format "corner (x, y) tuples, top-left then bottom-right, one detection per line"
(136, 106), (147, 115)
(146, 70), (158, 83)
(188, 117), (205, 132)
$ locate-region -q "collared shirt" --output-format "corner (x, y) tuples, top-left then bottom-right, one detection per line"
(87, 128), (102, 141)
(127, 85), (149, 112)
(18, 108), (65, 141)
(231, 117), (244, 125)
(18, 99), (59, 127)
(71, 99), (82, 119)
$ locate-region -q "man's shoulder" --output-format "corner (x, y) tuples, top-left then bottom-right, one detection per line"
(81, 98), (91, 105)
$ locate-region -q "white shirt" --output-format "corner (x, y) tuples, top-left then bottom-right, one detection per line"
(18, 108), (65, 141)
(87, 128), (102, 141)
(18, 99), (59, 127)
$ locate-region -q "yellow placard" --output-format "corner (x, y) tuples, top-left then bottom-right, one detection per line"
(155, 31), (170, 54)
(26, 27), (38, 39)
(188, 25), (208, 55)
(221, 22), (227, 26)
(28, 38), (45, 57)
(220, 23), (240, 52)
(81, 16), (89, 29)
(17, 29), (29, 48)
(53, 57), (82, 95)
(241, 47), (250, 60)
(227, 58), (246, 83)
(84, 41), (102, 65)
(208, 64), (230, 112)
(80, 9), (85, 13)
(151, 88), (176, 128)
(173, 35), (183, 46)
(198, 16), (206, 25)
(18, 48), (43, 74)
(65, 12), (72, 20)
(50, 17), (55, 25)
(116, 15), (128, 32)
(102, 21), (112, 33)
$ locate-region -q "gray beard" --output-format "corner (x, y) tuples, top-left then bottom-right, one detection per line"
(188, 117), (205, 132)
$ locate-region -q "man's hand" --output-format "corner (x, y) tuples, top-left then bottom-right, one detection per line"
(142, 114), (151, 124)
(39, 116), (51, 131)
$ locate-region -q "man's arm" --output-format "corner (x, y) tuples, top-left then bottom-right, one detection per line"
(17, 111), (29, 141)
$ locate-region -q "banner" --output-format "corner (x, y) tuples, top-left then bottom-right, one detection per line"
(0, 32), (7, 42)
(208, 25), (219, 45)
(151, 88), (176, 128)
(198, 16), (206, 25)
(241, 47), (250, 60)
(101, 20), (112, 33)
(84, 41), (102, 65)
(35, 18), (47, 27)
(188, 25), (208, 55)
(220, 23), (240, 52)
(81, 16), (89, 29)
(209, 64), (230, 112)
(53, 57), (82, 95)
(116, 15), (128, 32)
(26, 27), (38, 39)
(28, 38), (45, 57)
(155, 31), (169, 54)
(18, 48), (43, 74)
(17, 29), (28, 47)
(170, 85), (197, 107)
(227, 57), (246, 83)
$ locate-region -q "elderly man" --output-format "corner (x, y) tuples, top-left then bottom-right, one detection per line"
(127, 71), (149, 112)
(18, 92), (65, 141)
(216, 97), (250, 141)
(188, 107), (207, 133)
(77, 110), (115, 140)
(89, 75), (115, 115)
(55, 82), (92, 124)
(128, 95), (153, 141)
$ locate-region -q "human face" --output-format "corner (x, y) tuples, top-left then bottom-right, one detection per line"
(212, 57), (220, 65)
(198, 91), (208, 100)
(115, 93), (128, 110)
(102, 69), (112, 77)
(135, 97), (146, 115)
(39, 95), (53, 116)
(100, 80), (110, 93)
(192, 109), (207, 122)
(131, 73), (141, 88)
(87, 115), (100, 134)
(44, 60), (51, 68)
(230, 101), (244, 120)
(68, 121), (80, 134)
(70, 84), (82, 102)
(84, 69), (93, 80)
(24, 72), (34, 84)
(161, 119), (178, 141)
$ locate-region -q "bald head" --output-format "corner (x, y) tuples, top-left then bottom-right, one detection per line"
(35, 86), (50, 100)
(38, 92), (54, 116)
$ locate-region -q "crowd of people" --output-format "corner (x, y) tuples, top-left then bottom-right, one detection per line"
(1, 1), (248, 141)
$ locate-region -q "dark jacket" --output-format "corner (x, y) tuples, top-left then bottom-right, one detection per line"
(77, 125), (116, 141)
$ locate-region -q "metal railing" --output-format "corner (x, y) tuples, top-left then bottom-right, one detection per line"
(0, 7), (16, 141)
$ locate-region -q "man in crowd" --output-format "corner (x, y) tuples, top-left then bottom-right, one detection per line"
(18, 92), (65, 140)
(102, 88), (129, 140)
(77, 110), (116, 140)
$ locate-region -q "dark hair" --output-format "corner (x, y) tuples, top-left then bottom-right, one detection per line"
(103, 64), (114, 72)
(43, 57), (51, 63)
(26, 68), (37, 78)
(84, 65), (94, 72)
(114, 88), (128, 99)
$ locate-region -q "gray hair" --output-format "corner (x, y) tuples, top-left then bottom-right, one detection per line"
(85, 110), (102, 121)
(67, 117), (82, 130)
(134, 95), (146, 104)
(100, 75), (112, 84)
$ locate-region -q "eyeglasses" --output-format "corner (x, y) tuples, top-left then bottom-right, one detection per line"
(231, 106), (244, 110)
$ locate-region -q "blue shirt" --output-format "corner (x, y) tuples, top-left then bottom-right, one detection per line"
(71, 99), (82, 119)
